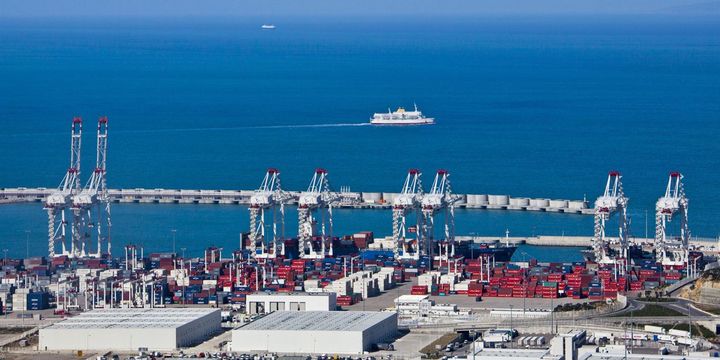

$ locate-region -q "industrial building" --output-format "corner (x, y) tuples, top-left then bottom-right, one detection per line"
(232, 311), (397, 354)
(246, 292), (337, 314)
(547, 330), (586, 360)
(39, 308), (220, 351)
(458, 347), (561, 360)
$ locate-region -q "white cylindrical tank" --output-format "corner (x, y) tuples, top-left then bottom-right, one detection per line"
(457, 194), (467, 204)
(362, 192), (382, 202)
(360, 193), (382, 203)
(466, 194), (477, 205)
(510, 198), (530, 206)
(567, 200), (585, 210)
(530, 198), (550, 207)
(489, 195), (509, 205)
(382, 193), (397, 204)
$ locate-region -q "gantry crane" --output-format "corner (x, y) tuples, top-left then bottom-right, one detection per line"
(421, 170), (459, 265)
(249, 168), (293, 259)
(591, 171), (630, 274)
(655, 172), (691, 269)
(392, 169), (424, 260)
(71, 117), (110, 258)
(44, 117), (83, 257)
(297, 169), (338, 259)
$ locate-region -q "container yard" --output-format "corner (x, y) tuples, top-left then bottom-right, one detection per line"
(0, 241), (707, 315)
(0, 118), (716, 359)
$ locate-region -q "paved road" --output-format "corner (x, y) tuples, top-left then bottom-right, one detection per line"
(599, 297), (712, 319)
(660, 298), (711, 317)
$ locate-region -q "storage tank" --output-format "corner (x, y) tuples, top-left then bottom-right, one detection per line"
(510, 198), (530, 206)
(549, 200), (569, 208)
(457, 194), (467, 204)
(382, 193), (397, 204)
(476, 194), (489, 205)
(530, 198), (550, 207)
(489, 195), (509, 206)
(567, 200), (585, 210)
(466, 194), (478, 205)
(362, 192), (382, 203)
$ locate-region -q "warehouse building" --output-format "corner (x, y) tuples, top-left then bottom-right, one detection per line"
(246, 292), (336, 314)
(39, 308), (220, 351)
(232, 311), (397, 354)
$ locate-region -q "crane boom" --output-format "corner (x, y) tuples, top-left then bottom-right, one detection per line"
(591, 171), (629, 275)
(392, 169), (424, 259)
(71, 117), (110, 258)
(421, 170), (459, 267)
(249, 168), (292, 258)
(44, 117), (82, 257)
(655, 172), (691, 269)
(298, 169), (338, 258)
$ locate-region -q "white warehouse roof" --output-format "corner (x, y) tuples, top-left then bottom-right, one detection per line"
(233, 311), (398, 354)
(40, 308), (221, 351)
(240, 310), (393, 332)
(47, 308), (216, 329)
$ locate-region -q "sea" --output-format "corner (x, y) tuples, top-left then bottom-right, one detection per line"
(0, 16), (718, 260)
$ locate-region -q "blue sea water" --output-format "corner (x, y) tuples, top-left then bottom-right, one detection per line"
(0, 16), (718, 259)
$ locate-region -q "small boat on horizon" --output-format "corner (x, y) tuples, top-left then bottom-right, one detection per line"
(261, 24), (276, 30)
(370, 104), (435, 126)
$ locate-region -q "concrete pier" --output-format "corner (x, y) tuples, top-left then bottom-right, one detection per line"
(0, 187), (592, 214)
(458, 235), (593, 247)
(458, 235), (720, 252)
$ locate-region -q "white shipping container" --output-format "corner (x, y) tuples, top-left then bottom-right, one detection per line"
(677, 337), (696, 346)
(668, 329), (691, 338)
(644, 325), (666, 334)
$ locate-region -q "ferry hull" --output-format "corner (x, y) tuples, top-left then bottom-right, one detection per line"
(370, 119), (435, 126)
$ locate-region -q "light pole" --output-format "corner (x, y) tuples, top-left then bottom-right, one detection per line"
(25, 230), (31, 259)
(509, 305), (514, 348)
(521, 251), (529, 315)
(470, 330), (477, 360)
(180, 247), (187, 304)
(2, 249), (7, 265)
(470, 232), (476, 260)
(171, 229), (177, 255)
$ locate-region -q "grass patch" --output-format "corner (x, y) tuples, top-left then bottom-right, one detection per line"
(611, 304), (685, 317)
(420, 333), (459, 358)
(633, 304), (685, 317)
(0, 327), (32, 335)
(554, 301), (605, 312)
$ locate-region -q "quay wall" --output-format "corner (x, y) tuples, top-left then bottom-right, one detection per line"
(0, 187), (592, 214)
(458, 236), (720, 250)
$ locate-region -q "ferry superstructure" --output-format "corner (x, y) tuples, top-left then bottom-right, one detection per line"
(370, 104), (435, 126)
